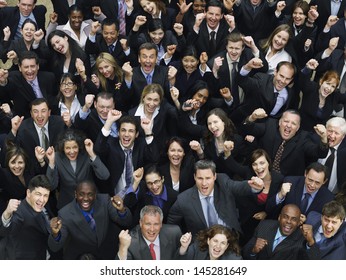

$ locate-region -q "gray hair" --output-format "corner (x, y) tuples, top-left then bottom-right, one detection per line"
(140, 205), (163, 222)
(326, 117), (346, 135)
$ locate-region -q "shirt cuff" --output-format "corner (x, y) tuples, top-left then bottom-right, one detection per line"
(88, 34), (96, 43)
(79, 108), (91, 119)
(101, 127), (111, 137)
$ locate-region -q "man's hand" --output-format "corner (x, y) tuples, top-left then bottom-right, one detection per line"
(252, 238), (268, 254)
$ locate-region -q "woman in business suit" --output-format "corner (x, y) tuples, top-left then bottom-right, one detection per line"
(45, 129), (110, 209)
(179, 225), (242, 260)
(158, 136), (195, 193)
(128, 83), (178, 152)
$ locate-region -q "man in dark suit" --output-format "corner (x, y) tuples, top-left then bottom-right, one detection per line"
(304, 201), (346, 260)
(0, 51), (57, 118)
(318, 117), (346, 194)
(244, 108), (329, 176)
(242, 204), (319, 260)
(267, 162), (334, 219)
(117, 205), (181, 260)
(0, 175), (52, 259)
(48, 180), (132, 260)
(0, 0), (46, 41)
(167, 159), (264, 238)
(94, 114), (159, 196)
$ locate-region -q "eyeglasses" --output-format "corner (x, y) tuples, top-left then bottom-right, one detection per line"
(146, 179), (162, 187)
(60, 82), (74, 88)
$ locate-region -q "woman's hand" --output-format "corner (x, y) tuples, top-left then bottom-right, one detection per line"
(179, 232), (192, 255)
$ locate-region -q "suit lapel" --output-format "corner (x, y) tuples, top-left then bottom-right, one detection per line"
(191, 188), (208, 227)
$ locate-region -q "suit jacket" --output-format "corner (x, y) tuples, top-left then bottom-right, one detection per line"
(73, 109), (104, 143)
(0, 71), (58, 118)
(242, 219), (319, 260)
(0, 199), (50, 259)
(306, 211), (346, 260)
(266, 176), (334, 218)
(244, 118), (329, 176)
(119, 223), (182, 260)
(94, 132), (160, 196)
(50, 0), (94, 25)
(167, 173), (255, 236)
(48, 195), (132, 259)
(0, 5), (46, 41)
(316, 17), (346, 53)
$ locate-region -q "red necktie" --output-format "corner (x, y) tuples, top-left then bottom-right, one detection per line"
(149, 243), (156, 260)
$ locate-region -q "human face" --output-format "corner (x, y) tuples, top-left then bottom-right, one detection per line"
(143, 92), (161, 115)
(226, 41), (244, 61)
(50, 35), (69, 55)
(9, 155), (25, 177)
(94, 97), (114, 120)
(30, 102), (51, 127)
(21, 22), (36, 42)
(140, 0), (157, 16)
(26, 187), (50, 212)
(273, 64), (295, 91)
(69, 10), (83, 31)
(168, 141), (185, 167)
(292, 7), (307, 26)
(251, 155), (270, 180)
(304, 169), (327, 194)
(321, 215), (343, 238)
(192, 88), (209, 109)
(145, 172), (164, 195)
(97, 61), (115, 79)
(319, 79), (337, 98)
(207, 233), (229, 260)
(140, 213), (162, 242)
(75, 182), (96, 211)
(60, 78), (76, 99)
(18, 58), (39, 82)
(278, 206), (300, 236)
(64, 140), (79, 161)
(18, 0), (35, 17)
(182, 55), (198, 74)
(192, 0), (206, 15)
(207, 114), (225, 139)
(138, 48), (157, 74)
(327, 125), (345, 147)
(119, 122), (138, 149)
(149, 29), (164, 45)
(271, 30), (290, 52)
(102, 24), (118, 45)
(206, 6), (223, 30)
(194, 168), (216, 196)
(278, 112), (300, 141)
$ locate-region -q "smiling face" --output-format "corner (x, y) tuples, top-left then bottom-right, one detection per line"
(226, 40), (244, 61)
(143, 92), (161, 115)
(97, 61), (115, 79)
(139, 48), (157, 74)
(251, 155), (270, 180)
(60, 77), (77, 99)
(319, 78), (337, 98)
(327, 125), (345, 147)
(21, 22), (36, 42)
(30, 102), (51, 128)
(206, 6), (223, 30)
(119, 122), (138, 149)
(192, 88), (209, 110)
(194, 168), (216, 196)
(140, 0), (157, 16)
(26, 186), (50, 212)
(273, 64), (295, 92)
(75, 182), (96, 211)
(102, 24), (118, 45)
(271, 30), (290, 52)
(168, 141), (185, 167)
(278, 112), (300, 141)
(69, 10), (83, 31)
(50, 35), (69, 55)
(207, 114), (225, 139)
(207, 233), (229, 260)
(145, 172), (164, 196)
(182, 55), (198, 74)
(94, 97), (114, 120)
(321, 215), (343, 238)
(292, 7), (307, 26)
(149, 28), (164, 45)
(140, 213), (162, 242)
(64, 140), (79, 161)
(9, 155), (25, 177)
(18, 0), (35, 17)
(193, 0), (206, 15)
(19, 58), (39, 82)
(278, 205), (300, 236)
(304, 169), (327, 194)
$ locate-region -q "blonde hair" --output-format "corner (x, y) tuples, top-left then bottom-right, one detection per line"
(140, 83), (164, 104)
(95, 52), (123, 91)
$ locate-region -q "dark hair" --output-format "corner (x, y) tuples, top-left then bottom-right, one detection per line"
(28, 174), (52, 192)
(30, 98), (50, 109)
(5, 141), (29, 171)
(76, 180), (97, 193)
(225, 32), (244, 44)
(181, 45), (199, 60)
(139, 42), (158, 56)
(206, 0), (224, 13)
(148, 18), (165, 33)
(292, 0), (309, 17)
(140, 0), (166, 14)
(21, 18), (38, 30)
(194, 159), (216, 175)
(101, 18), (119, 31)
(250, 149), (272, 170)
(119, 115), (140, 133)
(196, 225), (240, 256)
(18, 50), (39, 65)
(68, 4), (84, 17)
(261, 24), (293, 53)
(305, 162), (328, 181)
(95, 91), (115, 103)
(56, 129), (86, 154)
(57, 73), (78, 103)
(186, 80), (209, 100)
(322, 201), (346, 220)
(144, 164), (162, 178)
(165, 136), (187, 154)
(276, 61), (297, 77)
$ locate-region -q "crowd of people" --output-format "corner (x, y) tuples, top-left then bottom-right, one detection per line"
(0, 0), (346, 260)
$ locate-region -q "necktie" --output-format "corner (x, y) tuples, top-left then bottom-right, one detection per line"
(146, 74), (152, 85)
(324, 147), (336, 174)
(108, 44), (115, 53)
(30, 81), (43, 98)
(231, 62), (239, 104)
(86, 212), (96, 231)
(205, 196), (218, 227)
(118, 0), (126, 35)
(272, 140), (286, 173)
(209, 31), (216, 55)
(300, 193), (311, 214)
(41, 209), (51, 234)
(149, 243), (156, 260)
(41, 127), (49, 151)
(124, 149), (133, 188)
(272, 235), (285, 251)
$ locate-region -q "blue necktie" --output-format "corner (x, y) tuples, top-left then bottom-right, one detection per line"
(205, 196), (218, 227)
(300, 193), (311, 214)
(124, 149), (133, 188)
(272, 235), (285, 251)
(146, 74), (152, 85)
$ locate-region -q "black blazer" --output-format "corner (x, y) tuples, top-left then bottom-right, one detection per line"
(50, 0), (94, 25)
